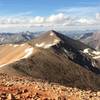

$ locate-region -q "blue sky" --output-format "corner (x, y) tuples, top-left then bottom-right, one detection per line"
(0, 0), (100, 32)
(0, 0), (99, 16)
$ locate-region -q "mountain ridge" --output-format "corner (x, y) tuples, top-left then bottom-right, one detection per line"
(0, 30), (100, 91)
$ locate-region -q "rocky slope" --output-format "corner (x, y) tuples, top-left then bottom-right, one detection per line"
(0, 73), (100, 100)
(0, 30), (100, 99)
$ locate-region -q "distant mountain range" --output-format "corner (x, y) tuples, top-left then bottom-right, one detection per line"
(0, 31), (35, 44)
(0, 30), (100, 90)
(80, 32), (100, 51)
(0, 30), (96, 45)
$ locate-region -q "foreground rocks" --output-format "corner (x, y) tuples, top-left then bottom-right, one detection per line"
(0, 73), (100, 100)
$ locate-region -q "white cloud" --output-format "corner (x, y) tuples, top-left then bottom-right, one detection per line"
(96, 13), (100, 20)
(30, 16), (45, 23)
(77, 18), (96, 25)
(0, 11), (100, 32)
(46, 13), (66, 23)
(0, 13), (71, 27)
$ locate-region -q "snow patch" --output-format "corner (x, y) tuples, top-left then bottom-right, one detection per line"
(13, 45), (19, 47)
(35, 42), (45, 47)
(9, 44), (13, 46)
(0, 63), (8, 68)
(54, 39), (59, 43)
(50, 32), (54, 36)
(44, 44), (54, 49)
(83, 48), (100, 59)
(93, 56), (100, 59)
(45, 39), (60, 48)
(35, 39), (60, 49)
(23, 47), (34, 58)
(83, 48), (90, 54)
(20, 44), (25, 47)
(92, 51), (100, 55)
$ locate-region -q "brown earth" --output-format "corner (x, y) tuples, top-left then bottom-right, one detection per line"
(0, 73), (100, 100)
(0, 30), (100, 100)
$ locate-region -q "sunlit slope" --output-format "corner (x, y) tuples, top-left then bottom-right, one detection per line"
(0, 43), (35, 67)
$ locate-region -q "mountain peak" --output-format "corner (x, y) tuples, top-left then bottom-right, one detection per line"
(44, 30), (62, 37)
(47, 30), (57, 33)
(48, 30), (55, 32)
(29, 30), (91, 50)
(46, 30), (58, 36)
(29, 30), (61, 49)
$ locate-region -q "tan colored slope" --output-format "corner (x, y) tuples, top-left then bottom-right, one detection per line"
(0, 43), (36, 67)
(1, 48), (99, 90)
